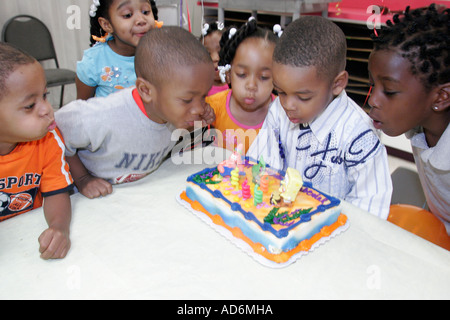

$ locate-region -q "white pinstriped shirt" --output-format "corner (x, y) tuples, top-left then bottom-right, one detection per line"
(248, 91), (392, 219)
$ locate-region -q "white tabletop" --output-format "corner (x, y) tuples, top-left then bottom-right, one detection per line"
(1, 147), (449, 300)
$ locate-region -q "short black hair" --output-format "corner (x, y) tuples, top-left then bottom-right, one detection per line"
(135, 26), (213, 86)
(372, 4), (450, 90)
(0, 42), (36, 101)
(273, 15), (347, 81)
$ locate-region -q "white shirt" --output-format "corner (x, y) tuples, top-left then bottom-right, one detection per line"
(407, 124), (450, 234)
(248, 91), (392, 219)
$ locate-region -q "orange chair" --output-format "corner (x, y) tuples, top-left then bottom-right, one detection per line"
(388, 204), (450, 251)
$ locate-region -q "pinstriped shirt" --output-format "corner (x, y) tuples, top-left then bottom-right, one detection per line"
(248, 91), (392, 219)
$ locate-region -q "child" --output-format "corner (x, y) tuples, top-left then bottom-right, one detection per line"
(0, 43), (74, 259)
(76, 0), (160, 99)
(248, 16), (392, 219)
(368, 4), (450, 232)
(206, 18), (279, 154)
(56, 26), (215, 199)
(200, 21), (229, 96)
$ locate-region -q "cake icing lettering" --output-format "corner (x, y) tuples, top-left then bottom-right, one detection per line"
(300, 186), (329, 205)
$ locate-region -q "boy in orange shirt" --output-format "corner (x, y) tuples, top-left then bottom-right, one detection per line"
(0, 43), (74, 260)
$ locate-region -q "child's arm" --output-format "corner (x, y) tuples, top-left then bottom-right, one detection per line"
(39, 192), (72, 260)
(75, 76), (96, 100)
(66, 154), (113, 199)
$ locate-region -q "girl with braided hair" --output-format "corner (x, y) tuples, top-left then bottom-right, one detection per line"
(200, 21), (229, 96)
(368, 4), (450, 233)
(205, 18), (280, 153)
(76, 0), (161, 100)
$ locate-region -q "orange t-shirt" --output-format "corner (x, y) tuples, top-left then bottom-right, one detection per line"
(206, 89), (273, 154)
(0, 129), (73, 222)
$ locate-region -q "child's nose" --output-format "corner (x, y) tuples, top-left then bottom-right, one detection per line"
(211, 52), (220, 63)
(367, 88), (378, 109)
(283, 96), (297, 111)
(135, 12), (150, 25)
(246, 76), (257, 91)
(190, 102), (204, 116)
(39, 100), (53, 118)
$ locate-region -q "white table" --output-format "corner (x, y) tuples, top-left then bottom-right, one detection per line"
(1, 147), (449, 299)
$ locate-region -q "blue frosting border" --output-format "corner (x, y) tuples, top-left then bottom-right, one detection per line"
(186, 157), (341, 239)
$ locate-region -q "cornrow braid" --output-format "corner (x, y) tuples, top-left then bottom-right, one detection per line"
(218, 18), (278, 68)
(372, 3), (450, 89)
(89, 0), (159, 47)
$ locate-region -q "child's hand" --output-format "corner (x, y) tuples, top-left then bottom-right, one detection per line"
(41, 192), (72, 260)
(77, 175), (113, 199)
(201, 103), (216, 126)
(38, 227), (71, 260)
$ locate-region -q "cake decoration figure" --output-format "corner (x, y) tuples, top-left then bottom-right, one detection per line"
(218, 144), (244, 176)
(278, 168), (303, 206)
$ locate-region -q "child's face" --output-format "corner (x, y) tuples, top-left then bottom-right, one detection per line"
(368, 50), (436, 136)
(229, 38), (275, 113)
(148, 62), (214, 129)
(273, 62), (337, 124)
(0, 62), (55, 153)
(203, 31), (222, 84)
(104, 0), (155, 53)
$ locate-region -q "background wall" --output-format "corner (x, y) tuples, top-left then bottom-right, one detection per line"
(0, 0), (197, 107)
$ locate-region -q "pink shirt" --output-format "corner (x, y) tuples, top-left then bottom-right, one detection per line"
(208, 84), (229, 96)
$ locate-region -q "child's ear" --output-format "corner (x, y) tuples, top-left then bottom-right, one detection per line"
(98, 17), (113, 34)
(331, 70), (349, 96)
(225, 71), (231, 86)
(432, 82), (450, 111)
(136, 77), (155, 104)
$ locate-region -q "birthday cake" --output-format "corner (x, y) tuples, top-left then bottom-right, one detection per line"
(177, 150), (349, 268)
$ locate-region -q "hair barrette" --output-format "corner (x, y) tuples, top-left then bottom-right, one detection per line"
(201, 23), (210, 36)
(89, 0), (101, 18)
(218, 64), (231, 83)
(228, 28), (237, 39)
(217, 21), (225, 31)
(273, 24), (283, 37)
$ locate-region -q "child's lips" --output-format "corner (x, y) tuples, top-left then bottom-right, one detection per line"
(369, 112), (383, 129)
(48, 120), (57, 131)
(244, 97), (255, 105)
(372, 119), (383, 130)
